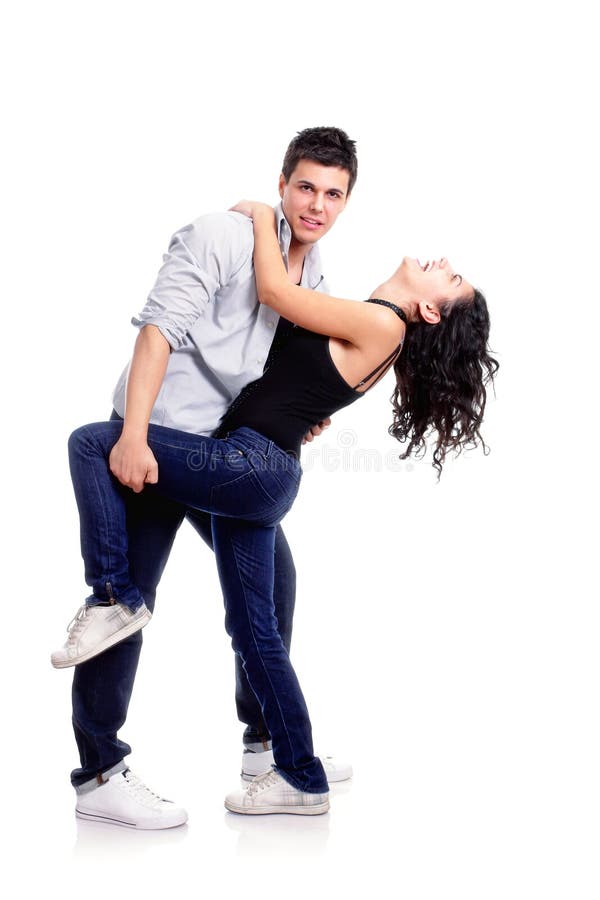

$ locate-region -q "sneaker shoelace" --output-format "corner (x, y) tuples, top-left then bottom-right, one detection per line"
(246, 770), (280, 797)
(121, 770), (166, 809)
(65, 604), (91, 644)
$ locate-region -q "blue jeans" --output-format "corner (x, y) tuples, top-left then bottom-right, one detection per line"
(68, 421), (328, 794)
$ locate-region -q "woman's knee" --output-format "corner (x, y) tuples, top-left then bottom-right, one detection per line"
(67, 424), (90, 455)
(68, 421), (121, 460)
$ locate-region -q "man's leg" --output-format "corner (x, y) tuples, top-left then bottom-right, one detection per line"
(71, 488), (186, 787)
(211, 516), (327, 797)
(186, 511), (296, 747)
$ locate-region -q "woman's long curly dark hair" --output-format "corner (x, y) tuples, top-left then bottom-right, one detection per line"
(389, 289), (498, 476)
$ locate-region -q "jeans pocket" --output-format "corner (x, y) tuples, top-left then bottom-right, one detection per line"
(210, 468), (283, 521)
(268, 455), (301, 500)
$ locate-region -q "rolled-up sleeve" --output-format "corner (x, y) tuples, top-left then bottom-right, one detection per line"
(132, 213), (249, 350)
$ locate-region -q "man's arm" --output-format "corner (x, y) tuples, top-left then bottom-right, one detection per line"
(109, 325), (170, 493)
(133, 214), (249, 350)
(111, 214), (252, 490)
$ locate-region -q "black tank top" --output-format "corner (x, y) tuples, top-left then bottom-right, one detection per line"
(215, 299), (406, 457)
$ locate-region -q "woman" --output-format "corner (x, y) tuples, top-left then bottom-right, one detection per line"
(52, 201), (498, 816)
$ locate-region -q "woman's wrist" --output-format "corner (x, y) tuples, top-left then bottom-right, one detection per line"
(252, 204), (275, 224)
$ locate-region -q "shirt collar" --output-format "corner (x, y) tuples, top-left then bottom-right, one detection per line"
(275, 202), (324, 290)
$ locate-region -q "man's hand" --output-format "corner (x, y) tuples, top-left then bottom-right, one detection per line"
(302, 417), (331, 445)
(109, 435), (159, 493)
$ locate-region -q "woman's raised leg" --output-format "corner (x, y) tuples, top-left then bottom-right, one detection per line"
(53, 420), (299, 667)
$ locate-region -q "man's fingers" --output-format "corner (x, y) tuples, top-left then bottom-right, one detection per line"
(315, 418), (331, 434)
(311, 418), (332, 436)
(145, 463), (159, 484)
(302, 417), (333, 443)
(111, 468), (130, 488)
(111, 468), (154, 492)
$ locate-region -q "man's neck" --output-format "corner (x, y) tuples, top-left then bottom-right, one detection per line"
(287, 238), (310, 285)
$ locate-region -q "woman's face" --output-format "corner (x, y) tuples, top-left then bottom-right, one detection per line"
(399, 257), (474, 308)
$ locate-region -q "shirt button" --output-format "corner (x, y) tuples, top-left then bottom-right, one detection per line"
(257, 358), (264, 364)
(268, 321), (274, 328)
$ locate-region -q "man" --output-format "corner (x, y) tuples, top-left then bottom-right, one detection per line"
(60, 127), (357, 828)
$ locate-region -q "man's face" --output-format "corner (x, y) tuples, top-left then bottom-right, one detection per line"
(279, 160), (350, 248)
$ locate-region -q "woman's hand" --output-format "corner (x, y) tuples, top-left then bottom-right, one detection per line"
(230, 200), (275, 220)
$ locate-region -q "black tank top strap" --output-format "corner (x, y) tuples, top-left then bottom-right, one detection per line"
(365, 297), (408, 323)
(352, 344), (403, 390)
(352, 298), (406, 390)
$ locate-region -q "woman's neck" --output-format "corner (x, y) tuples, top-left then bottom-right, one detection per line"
(369, 281), (417, 322)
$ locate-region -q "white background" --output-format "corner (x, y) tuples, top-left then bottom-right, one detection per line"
(1, 1), (598, 897)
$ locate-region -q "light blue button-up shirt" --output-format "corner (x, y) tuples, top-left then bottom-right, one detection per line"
(112, 204), (327, 435)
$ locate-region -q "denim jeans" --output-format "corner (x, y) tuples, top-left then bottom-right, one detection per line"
(68, 421), (327, 794)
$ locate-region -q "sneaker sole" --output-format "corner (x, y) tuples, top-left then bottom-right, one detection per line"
(75, 808), (187, 829)
(241, 765), (353, 784)
(241, 769), (352, 784)
(224, 798), (330, 816)
(51, 609), (152, 669)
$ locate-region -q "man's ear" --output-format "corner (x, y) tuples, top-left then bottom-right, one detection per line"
(417, 301), (441, 325)
(278, 173), (286, 198)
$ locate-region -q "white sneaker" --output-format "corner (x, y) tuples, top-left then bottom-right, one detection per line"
(241, 748), (353, 783)
(51, 602), (151, 668)
(225, 770), (329, 816)
(76, 769), (187, 829)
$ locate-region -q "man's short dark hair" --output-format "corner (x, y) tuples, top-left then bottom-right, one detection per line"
(282, 126), (358, 194)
